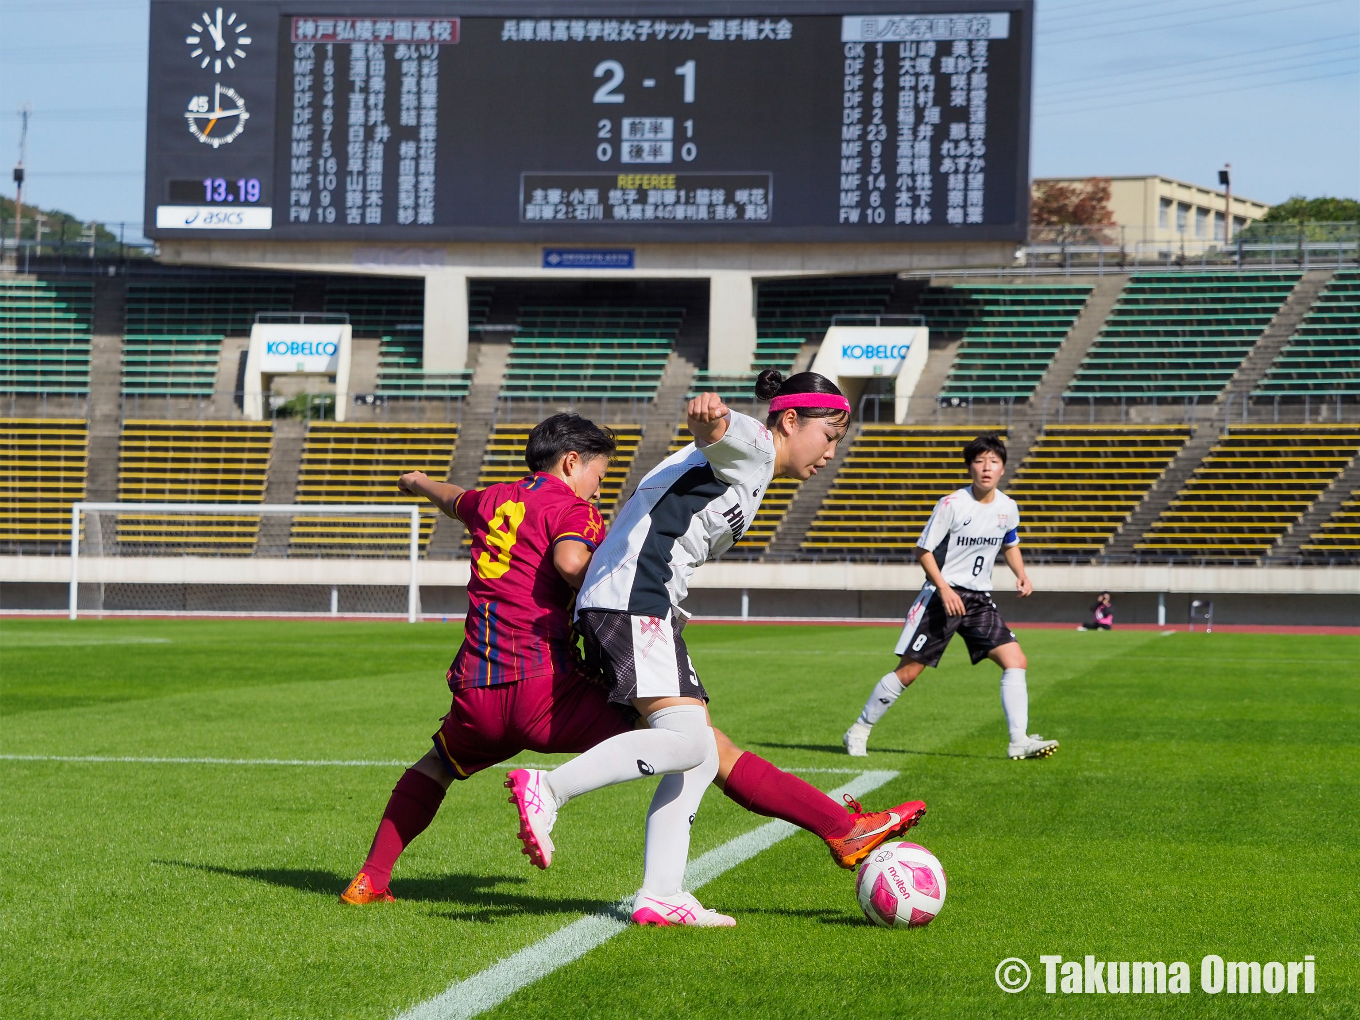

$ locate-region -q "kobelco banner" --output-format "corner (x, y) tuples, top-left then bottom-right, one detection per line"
(810, 325), (929, 423)
(243, 322), (354, 421)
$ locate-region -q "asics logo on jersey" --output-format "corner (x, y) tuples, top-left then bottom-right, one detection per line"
(719, 502), (746, 541)
(637, 760), (656, 776)
(961, 518), (972, 526)
(637, 616), (666, 658)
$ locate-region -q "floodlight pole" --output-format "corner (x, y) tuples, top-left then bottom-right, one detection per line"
(1219, 164), (1232, 243)
(13, 104), (31, 258)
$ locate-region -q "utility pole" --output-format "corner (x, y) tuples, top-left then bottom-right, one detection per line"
(1218, 164), (1232, 244)
(13, 103), (32, 258)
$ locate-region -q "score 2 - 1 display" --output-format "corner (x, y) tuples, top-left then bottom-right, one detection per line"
(145, 2), (1032, 242)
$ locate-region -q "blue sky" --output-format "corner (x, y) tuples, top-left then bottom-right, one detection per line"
(2, 0), (1357, 235)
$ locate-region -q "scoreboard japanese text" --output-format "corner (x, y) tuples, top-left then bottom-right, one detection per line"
(145, 2), (1033, 242)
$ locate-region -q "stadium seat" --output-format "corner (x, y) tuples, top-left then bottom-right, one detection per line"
(1065, 272), (1301, 401)
(292, 422), (459, 555)
(0, 278), (93, 395)
(802, 425), (1006, 556)
(664, 423), (797, 553)
(925, 284), (1092, 401)
(689, 336), (804, 403)
(1255, 269), (1360, 398)
(1005, 425), (1192, 557)
(465, 423), (643, 544)
(500, 305), (682, 401)
(1135, 425), (1360, 562)
(122, 276), (294, 397)
(1301, 487), (1360, 562)
(0, 417), (88, 550)
(115, 420), (273, 553)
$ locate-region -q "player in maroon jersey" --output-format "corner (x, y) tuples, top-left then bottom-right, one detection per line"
(341, 413), (628, 903)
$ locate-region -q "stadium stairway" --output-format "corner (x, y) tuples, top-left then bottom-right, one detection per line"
(1132, 425), (1360, 562)
(612, 332), (703, 516)
(1025, 275), (1129, 413)
(85, 274), (128, 502)
(427, 338), (512, 557)
(255, 419), (306, 556)
(1102, 426), (1220, 559)
(1216, 269), (1334, 407)
(1266, 448), (1360, 563)
(766, 421), (860, 557)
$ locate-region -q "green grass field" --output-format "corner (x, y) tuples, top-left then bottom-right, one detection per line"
(1, 618), (1356, 1019)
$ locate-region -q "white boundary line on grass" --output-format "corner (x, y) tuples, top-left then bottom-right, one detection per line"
(0, 755), (869, 774)
(394, 769), (899, 1020)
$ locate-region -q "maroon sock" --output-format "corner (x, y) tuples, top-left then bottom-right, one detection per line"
(361, 769), (447, 891)
(722, 752), (853, 840)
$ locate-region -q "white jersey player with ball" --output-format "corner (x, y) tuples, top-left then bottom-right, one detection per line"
(844, 434), (1058, 761)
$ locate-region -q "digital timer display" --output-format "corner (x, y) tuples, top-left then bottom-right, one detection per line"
(168, 177), (263, 203)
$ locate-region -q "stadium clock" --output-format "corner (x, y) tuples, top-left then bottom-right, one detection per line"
(186, 6), (253, 74)
(185, 83), (249, 148)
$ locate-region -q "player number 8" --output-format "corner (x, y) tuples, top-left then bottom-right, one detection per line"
(972, 554), (985, 576)
(911, 634), (927, 652)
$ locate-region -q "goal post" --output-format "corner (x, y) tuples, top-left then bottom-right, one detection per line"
(67, 503), (425, 622)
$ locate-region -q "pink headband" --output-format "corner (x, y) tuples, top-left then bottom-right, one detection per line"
(768, 392), (852, 414)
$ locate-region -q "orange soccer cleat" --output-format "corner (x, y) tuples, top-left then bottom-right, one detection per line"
(339, 871), (395, 905)
(825, 797), (928, 870)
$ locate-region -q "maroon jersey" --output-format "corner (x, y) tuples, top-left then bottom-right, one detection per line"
(448, 472), (605, 689)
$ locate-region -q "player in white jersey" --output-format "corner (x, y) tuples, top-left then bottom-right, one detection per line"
(843, 434), (1059, 761)
(506, 372), (926, 927)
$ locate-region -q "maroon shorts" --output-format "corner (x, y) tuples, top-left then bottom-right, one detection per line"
(431, 668), (637, 780)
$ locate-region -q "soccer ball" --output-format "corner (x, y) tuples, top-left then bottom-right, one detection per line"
(855, 842), (947, 928)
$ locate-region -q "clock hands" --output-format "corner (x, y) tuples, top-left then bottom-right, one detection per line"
(206, 8), (225, 51)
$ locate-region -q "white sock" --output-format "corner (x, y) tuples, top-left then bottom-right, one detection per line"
(1000, 668), (1028, 744)
(639, 731), (720, 897)
(857, 673), (905, 727)
(544, 705), (711, 807)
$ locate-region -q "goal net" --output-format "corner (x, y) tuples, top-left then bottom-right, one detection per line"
(67, 503), (431, 620)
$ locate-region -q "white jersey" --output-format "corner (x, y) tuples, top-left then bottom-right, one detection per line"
(578, 411), (776, 618)
(916, 486), (1020, 592)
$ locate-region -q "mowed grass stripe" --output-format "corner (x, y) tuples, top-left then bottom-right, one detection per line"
(397, 770), (899, 1020)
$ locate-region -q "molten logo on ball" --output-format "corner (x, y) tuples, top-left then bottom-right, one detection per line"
(855, 842), (947, 929)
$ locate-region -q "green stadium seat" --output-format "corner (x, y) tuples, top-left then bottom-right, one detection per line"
(0, 278), (93, 395)
(1255, 270), (1360, 398)
(928, 284), (1093, 401)
(1066, 273), (1301, 401)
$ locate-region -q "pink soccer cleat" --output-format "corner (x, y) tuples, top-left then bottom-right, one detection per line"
(631, 891), (737, 928)
(505, 768), (558, 869)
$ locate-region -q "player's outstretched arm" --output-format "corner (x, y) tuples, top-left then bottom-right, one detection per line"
(552, 541), (593, 590)
(397, 470), (465, 519)
(1003, 545), (1032, 597)
(687, 392), (730, 445)
(916, 548), (966, 616)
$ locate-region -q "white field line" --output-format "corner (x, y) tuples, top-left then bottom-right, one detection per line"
(0, 755), (869, 774)
(395, 769), (899, 1020)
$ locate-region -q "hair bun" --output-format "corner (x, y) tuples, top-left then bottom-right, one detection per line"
(754, 369), (783, 401)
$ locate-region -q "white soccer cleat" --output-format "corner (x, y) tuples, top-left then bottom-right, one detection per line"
(1008, 734), (1059, 760)
(505, 768), (558, 869)
(632, 890), (737, 928)
(843, 722), (871, 757)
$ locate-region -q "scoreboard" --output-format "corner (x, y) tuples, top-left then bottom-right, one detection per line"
(145, 1), (1033, 243)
